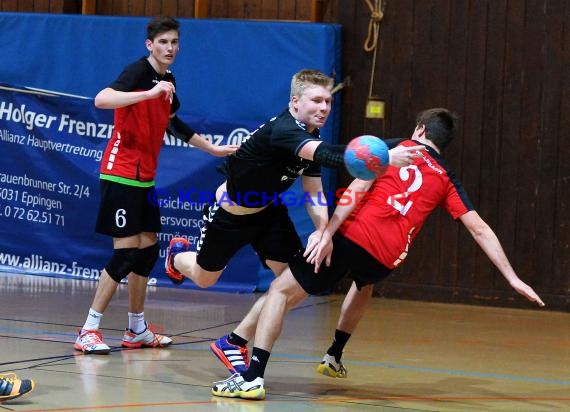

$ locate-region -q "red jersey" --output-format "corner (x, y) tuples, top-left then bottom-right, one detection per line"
(339, 139), (473, 268)
(100, 58), (180, 184)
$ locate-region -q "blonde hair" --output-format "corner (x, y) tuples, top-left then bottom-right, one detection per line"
(290, 69), (334, 99)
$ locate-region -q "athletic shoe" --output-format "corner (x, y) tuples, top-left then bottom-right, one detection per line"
(0, 373), (35, 402)
(121, 322), (172, 348)
(74, 329), (111, 355)
(165, 237), (190, 285)
(210, 336), (249, 374)
(212, 373), (265, 400)
(316, 353), (348, 378)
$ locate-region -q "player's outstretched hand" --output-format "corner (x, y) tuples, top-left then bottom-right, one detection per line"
(209, 144), (240, 157)
(509, 278), (545, 307)
(305, 230), (333, 273)
(389, 145), (424, 167)
(304, 230), (322, 260)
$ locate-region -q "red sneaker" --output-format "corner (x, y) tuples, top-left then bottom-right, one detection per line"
(165, 237), (189, 285)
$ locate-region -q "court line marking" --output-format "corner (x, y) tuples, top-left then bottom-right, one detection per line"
(2, 298), (567, 392)
(269, 352), (570, 386)
(10, 394), (570, 412)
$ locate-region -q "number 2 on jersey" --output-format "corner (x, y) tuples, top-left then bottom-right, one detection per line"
(386, 165), (422, 215)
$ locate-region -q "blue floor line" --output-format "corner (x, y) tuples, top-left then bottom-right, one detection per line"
(271, 352), (570, 386)
(5, 327), (569, 387)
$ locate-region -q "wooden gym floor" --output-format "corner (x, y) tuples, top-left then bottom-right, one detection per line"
(0, 272), (568, 411)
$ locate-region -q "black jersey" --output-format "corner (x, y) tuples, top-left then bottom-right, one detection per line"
(217, 109), (322, 207)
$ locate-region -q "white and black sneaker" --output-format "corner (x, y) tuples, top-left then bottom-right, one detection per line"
(316, 353), (348, 378)
(212, 373), (265, 400)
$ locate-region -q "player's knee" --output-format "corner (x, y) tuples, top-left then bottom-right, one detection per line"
(192, 271), (220, 288)
(131, 243), (159, 278)
(266, 280), (286, 299)
(105, 248), (139, 283)
(287, 289), (307, 309)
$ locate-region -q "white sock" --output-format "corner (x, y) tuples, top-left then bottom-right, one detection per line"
(128, 312), (146, 334)
(83, 308), (103, 331)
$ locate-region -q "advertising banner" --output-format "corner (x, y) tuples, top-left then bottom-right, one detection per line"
(0, 14), (342, 292)
(0, 86), (262, 291)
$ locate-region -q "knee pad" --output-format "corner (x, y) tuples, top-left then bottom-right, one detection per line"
(105, 248), (139, 283)
(131, 243), (159, 278)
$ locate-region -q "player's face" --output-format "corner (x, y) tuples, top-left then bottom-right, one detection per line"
(292, 85), (332, 132)
(411, 124), (426, 141)
(146, 30), (180, 72)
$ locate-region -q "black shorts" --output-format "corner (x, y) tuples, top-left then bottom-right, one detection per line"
(289, 233), (393, 295)
(196, 201), (303, 271)
(95, 180), (161, 237)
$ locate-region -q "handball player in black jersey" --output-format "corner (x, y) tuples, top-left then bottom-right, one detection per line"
(209, 107), (544, 400)
(165, 69), (422, 373)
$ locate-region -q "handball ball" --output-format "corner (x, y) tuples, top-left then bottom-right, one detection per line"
(344, 135), (390, 180)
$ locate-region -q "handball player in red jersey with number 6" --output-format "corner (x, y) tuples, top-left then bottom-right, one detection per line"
(74, 16), (238, 355)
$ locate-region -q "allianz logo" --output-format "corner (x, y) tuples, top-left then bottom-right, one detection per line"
(163, 127), (251, 147)
(227, 127), (251, 145)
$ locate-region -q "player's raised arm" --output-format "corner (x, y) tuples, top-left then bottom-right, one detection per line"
(297, 140), (423, 169)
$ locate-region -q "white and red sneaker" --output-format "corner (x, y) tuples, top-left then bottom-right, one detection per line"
(74, 329), (111, 355)
(121, 322), (172, 348)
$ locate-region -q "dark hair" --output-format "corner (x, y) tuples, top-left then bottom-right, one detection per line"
(146, 16), (179, 40)
(415, 108), (458, 150)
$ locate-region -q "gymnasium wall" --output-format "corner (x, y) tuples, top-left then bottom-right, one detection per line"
(3, 0), (569, 310)
(334, 0), (570, 311)
(0, 13), (342, 292)
(0, 0), (334, 21)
